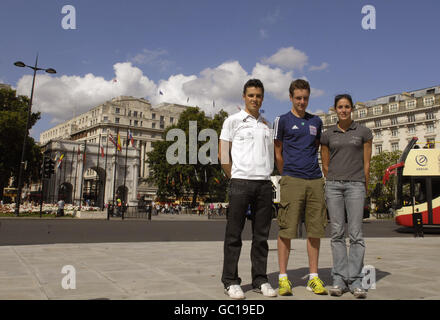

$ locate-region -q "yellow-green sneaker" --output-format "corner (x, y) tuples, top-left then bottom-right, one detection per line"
(306, 277), (328, 295)
(278, 276), (293, 296)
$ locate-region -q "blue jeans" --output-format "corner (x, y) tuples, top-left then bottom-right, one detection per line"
(325, 180), (366, 290)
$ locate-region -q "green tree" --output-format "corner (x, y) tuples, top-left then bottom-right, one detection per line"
(368, 150), (402, 211)
(0, 88), (42, 201)
(146, 107), (229, 206)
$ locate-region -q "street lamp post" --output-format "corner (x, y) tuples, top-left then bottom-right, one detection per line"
(13, 55), (56, 216)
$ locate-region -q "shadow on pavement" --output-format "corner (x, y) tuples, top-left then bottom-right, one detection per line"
(241, 267), (391, 292)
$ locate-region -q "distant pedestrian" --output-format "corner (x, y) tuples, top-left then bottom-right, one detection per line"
(57, 199), (65, 217)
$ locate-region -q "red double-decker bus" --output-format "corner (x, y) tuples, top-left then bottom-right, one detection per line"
(383, 137), (440, 227)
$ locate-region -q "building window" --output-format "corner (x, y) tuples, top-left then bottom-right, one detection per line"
(389, 96), (396, 103)
(134, 111), (138, 118)
(152, 122), (156, 129)
(374, 131), (382, 139)
(406, 100), (416, 109)
(152, 113), (156, 120)
(115, 117), (120, 124)
(115, 107), (120, 114)
(391, 142), (399, 152)
(128, 110), (131, 117)
(391, 117), (398, 125)
(375, 120), (382, 127)
(358, 109), (367, 118)
(375, 145), (382, 155)
(391, 128), (398, 137)
(408, 126), (416, 134)
(373, 106), (382, 115)
(427, 89), (435, 94)
(170, 117), (174, 123)
(160, 115), (164, 122)
(424, 96), (435, 106)
(427, 123), (434, 133)
(331, 116), (337, 124)
(389, 103), (399, 112)
(134, 120), (138, 127)
(426, 112), (435, 120)
(407, 114), (415, 122)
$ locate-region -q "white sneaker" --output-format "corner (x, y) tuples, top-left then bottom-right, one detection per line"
(254, 283), (277, 297)
(225, 285), (245, 299)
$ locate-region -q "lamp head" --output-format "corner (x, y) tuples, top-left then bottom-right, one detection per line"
(45, 68), (56, 74)
(14, 61), (26, 68)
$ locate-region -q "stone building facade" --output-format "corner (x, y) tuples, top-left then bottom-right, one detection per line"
(39, 96), (186, 203)
(317, 86), (439, 154)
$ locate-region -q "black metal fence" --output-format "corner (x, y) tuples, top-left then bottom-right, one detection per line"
(107, 205), (152, 220)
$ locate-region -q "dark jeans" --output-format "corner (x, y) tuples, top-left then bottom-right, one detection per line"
(221, 179), (273, 289)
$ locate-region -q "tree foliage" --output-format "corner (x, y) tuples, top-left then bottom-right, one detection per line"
(368, 150), (402, 210)
(146, 107), (229, 206)
(0, 88), (42, 201)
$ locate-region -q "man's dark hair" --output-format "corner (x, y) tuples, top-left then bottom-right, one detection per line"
(243, 79), (264, 96)
(289, 79), (310, 96)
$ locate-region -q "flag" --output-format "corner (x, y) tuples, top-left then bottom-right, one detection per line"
(213, 177), (220, 184)
(56, 154), (64, 169)
(109, 133), (117, 148)
(117, 132), (122, 151)
(128, 129), (135, 147)
(100, 146), (104, 158)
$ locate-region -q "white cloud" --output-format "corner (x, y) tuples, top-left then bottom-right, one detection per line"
(15, 51), (325, 122)
(16, 62), (157, 121)
(309, 62), (329, 71)
(251, 63), (293, 101)
(262, 47), (309, 71)
(311, 88), (325, 98)
(262, 7), (281, 25)
(259, 29), (268, 39)
(129, 48), (174, 71)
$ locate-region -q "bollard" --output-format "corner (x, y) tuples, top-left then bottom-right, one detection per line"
(412, 210), (424, 237)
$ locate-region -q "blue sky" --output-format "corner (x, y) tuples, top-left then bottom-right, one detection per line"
(1, 0), (439, 141)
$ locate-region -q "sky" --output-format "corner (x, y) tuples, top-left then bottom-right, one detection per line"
(1, 0), (439, 141)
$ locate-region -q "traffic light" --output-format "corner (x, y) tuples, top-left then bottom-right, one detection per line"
(43, 157), (55, 178)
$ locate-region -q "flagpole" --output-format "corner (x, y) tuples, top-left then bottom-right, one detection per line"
(69, 147), (74, 200)
(112, 128), (119, 209)
(103, 130), (109, 210)
(123, 127), (129, 206)
(79, 140), (87, 211)
(95, 134), (101, 207)
(73, 147), (79, 206)
(63, 152), (67, 189)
